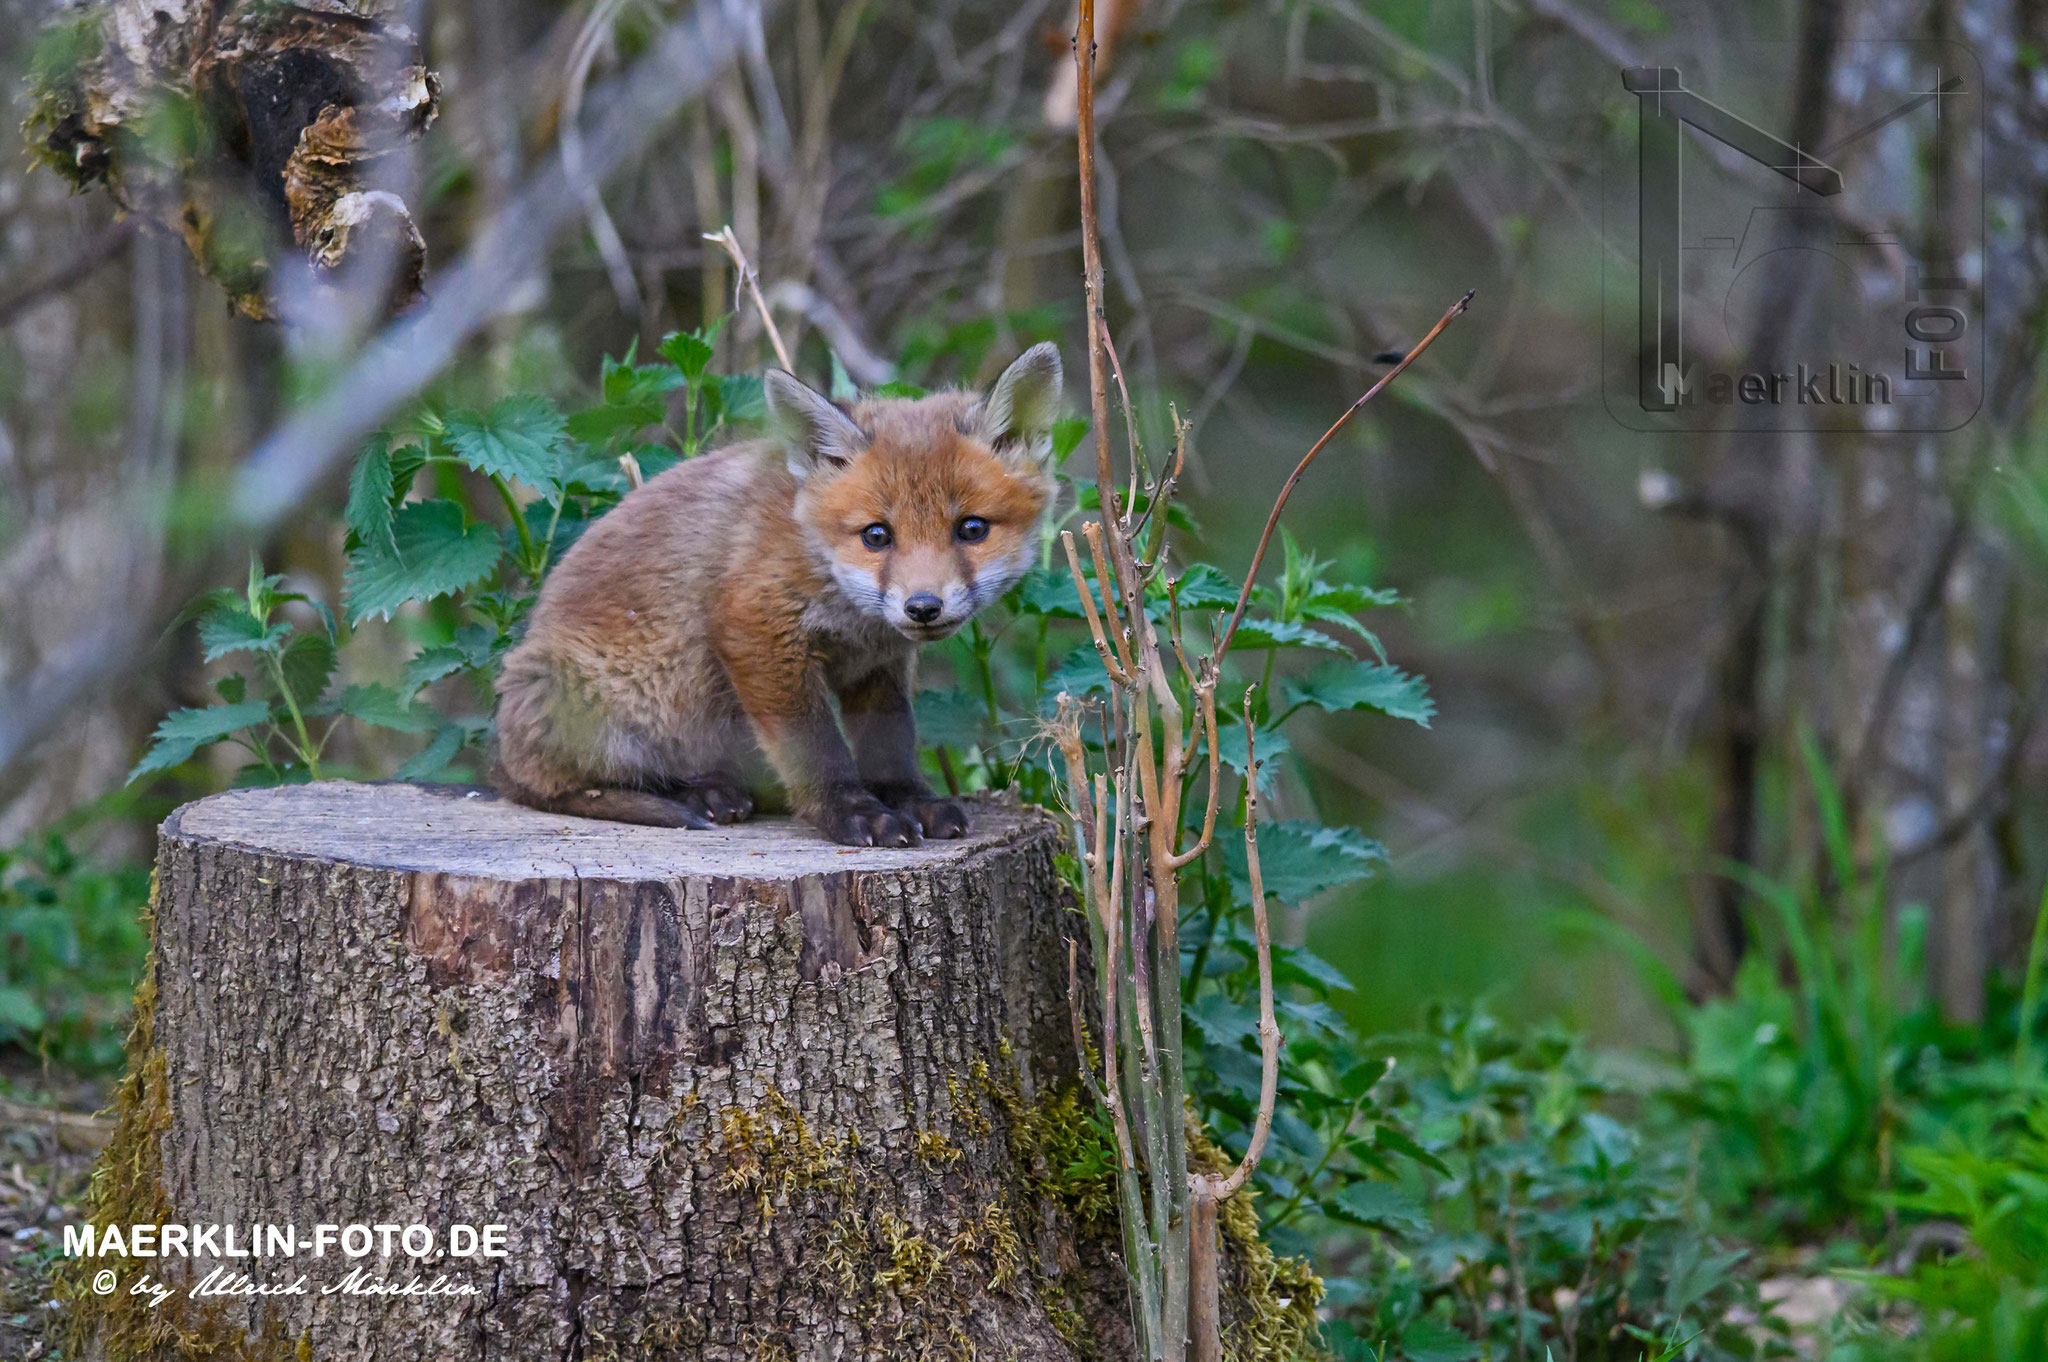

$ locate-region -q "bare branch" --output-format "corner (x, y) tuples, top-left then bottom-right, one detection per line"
(0, 219), (137, 326)
(1167, 672), (1221, 870)
(705, 224), (796, 373)
(1188, 1186), (1222, 1362)
(1067, 938), (1111, 1108)
(1081, 521), (1139, 678)
(1074, 0), (1118, 526)
(1062, 529), (1136, 687)
(564, 0), (643, 317)
(1214, 287), (1474, 660)
(1201, 688), (1282, 1202)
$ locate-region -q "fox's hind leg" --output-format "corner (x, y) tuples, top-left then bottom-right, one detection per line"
(503, 780), (717, 828)
(494, 649), (735, 829)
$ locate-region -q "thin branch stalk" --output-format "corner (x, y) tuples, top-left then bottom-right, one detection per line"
(1215, 287), (1475, 660)
(1198, 690), (1281, 1202)
(704, 224), (796, 373)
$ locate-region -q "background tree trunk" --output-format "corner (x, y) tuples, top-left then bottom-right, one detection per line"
(27, 0), (439, 319)
(62, 781), (1176, 1361)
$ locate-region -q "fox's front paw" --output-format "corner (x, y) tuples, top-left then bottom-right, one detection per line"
(868, 784), (969, 840)
(898, 795), (969, 839)
(817, 787), (920, 847)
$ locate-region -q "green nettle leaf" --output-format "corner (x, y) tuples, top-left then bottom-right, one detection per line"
(635, 447), (683, 481)
(128, 701), (275, 782)
(914, 689), (990, 748)
(1225, 820), (1386, 902)
(1173, 563), (1241, 613)
(566, 397), (666, 448)
(1216, 719), (1290, 792)
(872, 381), (928, 399)
(561, 455), (636, 495)
(277, 631), (337, 708)
(388, 442), (428, 493)
(444, 395), (571, 495)
(1390, 1318), (1481, 1362)
(240, 558), (297, 624)
(170, 586), (242, 632)
(1225, 618), (1350, 654)
(401, 624), (497, 694)
(1187, 993), (1259, 1049)
(601, 351), (687, 406)
(716, 373), (766, 424)
(1051, 416), (1089, 463)
(1371, 1124), (1454, 1179)
(1009, 566), (1086, 618)
(1044, 644), (1113, 700)
(346, 438), (398, 555)
(344, 501), (506, 624)
(1201, 1039), (1269, 1104)
(1303, 580), (1400, 614)
(658, 320), (722, 379)
(394, 721), (471, 781)
(1284, 660), (1435, 727)
(1277, 996), (1349, 1037)
(1296, 580), (1398, 660)
(338, 682), (441, 735)
(1273, 945), (1358, 995)
(197, 607), (289, 662)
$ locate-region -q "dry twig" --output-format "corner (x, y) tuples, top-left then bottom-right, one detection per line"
(704, 224), (796, 373)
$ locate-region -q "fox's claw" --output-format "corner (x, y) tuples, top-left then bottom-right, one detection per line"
(895, 795), (968, 840)
(819, 788), (920, 847)
(863, 784), (968, 841)
(670, 774), (754, 825)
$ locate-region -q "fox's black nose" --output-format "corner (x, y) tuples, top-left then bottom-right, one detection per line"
(904, 594), (944, 625)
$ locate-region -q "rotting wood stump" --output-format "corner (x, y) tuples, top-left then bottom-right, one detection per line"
(63, 780), (1172, 1362)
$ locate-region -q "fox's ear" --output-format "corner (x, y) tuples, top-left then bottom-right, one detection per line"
(974, 343), (1063, 456)
(765, 369), (869, 480)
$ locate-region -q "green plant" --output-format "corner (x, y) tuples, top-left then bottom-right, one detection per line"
(1648, 734), (2037, 1240)
(1810, 885), (2048, 1361)
(1321, 1006), (1763, 1362)
(1840, 1098), (2048, 1361)
(0, 831), (148, 1071)
(128, 322), (757, 789)
(899, 326), (1447, 1357)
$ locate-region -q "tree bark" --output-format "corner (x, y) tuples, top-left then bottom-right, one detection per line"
(63, 781), (1159, 1361)
(26, 0), (439, 319)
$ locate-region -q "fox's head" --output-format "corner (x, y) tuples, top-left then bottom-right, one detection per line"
(765, 344), (1062, 641)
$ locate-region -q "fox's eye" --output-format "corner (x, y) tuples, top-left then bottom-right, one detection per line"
(860, 523), (893, 550)
(955, 516), (990, 544)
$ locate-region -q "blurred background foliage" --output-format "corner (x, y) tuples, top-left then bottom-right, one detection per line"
(4, 0), (2048, 1356)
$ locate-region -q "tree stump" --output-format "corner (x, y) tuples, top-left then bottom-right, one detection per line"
(64, 780), (1156, 1361)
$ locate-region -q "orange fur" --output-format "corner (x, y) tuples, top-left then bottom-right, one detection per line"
(493, 345), (1062, 845)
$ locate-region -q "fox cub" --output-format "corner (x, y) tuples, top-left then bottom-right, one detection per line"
(493, 343), (1061, 846)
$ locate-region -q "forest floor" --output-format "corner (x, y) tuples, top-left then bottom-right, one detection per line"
(0, 1064), (109, 1361)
